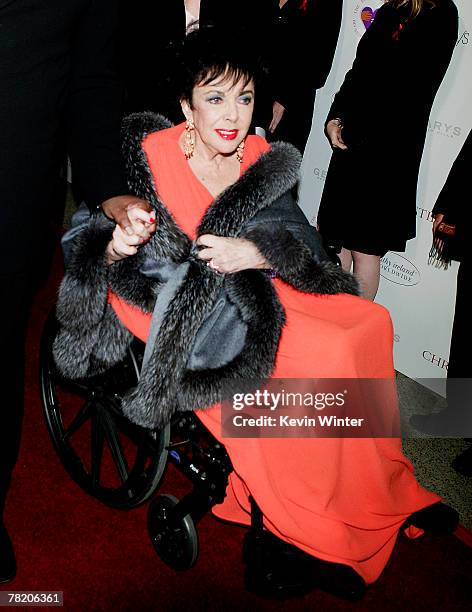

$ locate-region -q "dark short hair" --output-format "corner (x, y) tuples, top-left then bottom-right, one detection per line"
(176, 26), (265, 107)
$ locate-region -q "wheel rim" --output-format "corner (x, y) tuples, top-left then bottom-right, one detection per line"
(40, 313), (170, 509)
(148, 494), (198, 570)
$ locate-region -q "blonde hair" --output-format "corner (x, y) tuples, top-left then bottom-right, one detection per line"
(387, 0), (436, 18)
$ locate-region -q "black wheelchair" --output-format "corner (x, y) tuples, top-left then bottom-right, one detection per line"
(39, 311), (242, 572)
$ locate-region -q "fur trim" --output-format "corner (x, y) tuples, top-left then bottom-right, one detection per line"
(122, 268), (285, 428)
(55, 213), (113, 329)
(53, 214), (117, 378)
(90, 305), (134, 372)
(53, 325), (102, 379)
(244, 226), (359, 296)
(197, 142), (301, 238)
(53, 210), (134, 378)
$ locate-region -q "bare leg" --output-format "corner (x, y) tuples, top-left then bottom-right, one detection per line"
(351, 251), (381, 301)
(338, 247), (353, 272)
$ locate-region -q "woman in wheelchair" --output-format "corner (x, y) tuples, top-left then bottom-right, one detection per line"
(52, 28), (457, 600)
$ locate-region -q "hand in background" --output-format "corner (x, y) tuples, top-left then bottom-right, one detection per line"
(432, 213), (444, 235)
(432, 212), (445, 252)
(269, 101), (286, 133)
(101, 195), (156, 239)
(196, 235), (269, 274)
(326, 119), (348, 150)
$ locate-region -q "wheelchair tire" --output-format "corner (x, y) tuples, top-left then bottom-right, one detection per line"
(39, 311), (170, 510)
(147, 494), (198, 570)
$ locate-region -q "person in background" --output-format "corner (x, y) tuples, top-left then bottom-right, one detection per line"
(317, 0), (457, 300)
(117, 0), (277, 124)
(268, 0), (343, 153)
(411, 129), (472, 476)
(0, 0), (154, 584)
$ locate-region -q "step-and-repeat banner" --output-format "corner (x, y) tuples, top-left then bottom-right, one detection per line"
(299, 0), (471, 394)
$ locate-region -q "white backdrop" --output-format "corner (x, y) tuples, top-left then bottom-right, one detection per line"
(299, 0), (472, 394)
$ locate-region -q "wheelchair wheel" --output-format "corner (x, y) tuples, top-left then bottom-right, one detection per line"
(147, 494), (198, 570)
(40, 312), (170, 510)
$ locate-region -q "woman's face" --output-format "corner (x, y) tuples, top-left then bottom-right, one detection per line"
(181, 75), (255, 158)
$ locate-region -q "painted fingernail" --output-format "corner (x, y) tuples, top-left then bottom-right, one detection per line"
(149, 215), (156, 224)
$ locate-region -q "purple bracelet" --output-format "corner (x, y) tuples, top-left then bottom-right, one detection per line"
(264, 268), (277, 279)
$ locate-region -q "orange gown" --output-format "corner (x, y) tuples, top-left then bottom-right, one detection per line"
(110, 123), (439, 584)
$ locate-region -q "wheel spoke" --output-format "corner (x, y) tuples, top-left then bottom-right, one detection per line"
(101, 409), (130, 484)
(62, 399), (93, 441)
(91, 411), (105, 488)
(59, 377), (93, 396)
(114, 417), (158, 457)
(41, 313), (166, 508)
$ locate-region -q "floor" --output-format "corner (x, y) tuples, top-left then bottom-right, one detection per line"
(397, 372), (471, 531)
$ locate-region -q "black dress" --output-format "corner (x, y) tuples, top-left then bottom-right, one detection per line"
(317, 0), (457, 256)
(269, 0), (343, 153)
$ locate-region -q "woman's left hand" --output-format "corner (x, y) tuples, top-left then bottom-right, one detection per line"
(196, 235), (269, 274)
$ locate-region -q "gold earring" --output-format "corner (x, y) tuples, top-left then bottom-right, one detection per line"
(184, 119), (195, 160)
(236, 139), (245, 164)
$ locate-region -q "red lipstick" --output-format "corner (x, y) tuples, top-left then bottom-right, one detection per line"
(215, 129), (239, 141)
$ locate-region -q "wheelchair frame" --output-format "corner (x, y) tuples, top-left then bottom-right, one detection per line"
(39, 312), (242, 570)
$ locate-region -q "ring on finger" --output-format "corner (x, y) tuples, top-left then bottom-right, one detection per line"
(208, 260), (222, 274)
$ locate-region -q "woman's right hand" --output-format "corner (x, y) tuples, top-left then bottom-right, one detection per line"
(106, 207), (155, 264)
(326, 119), (348, 151)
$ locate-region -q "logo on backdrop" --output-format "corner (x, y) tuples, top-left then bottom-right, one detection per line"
(353, 1), (382, 37)
(428, 120), (462, 139)
(416, 206), (434, 223)
(380, 252), (421, 286)
(422, 351), (448, 371)
(456, 30), (469, 46)
(313, 167), (327, 182)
